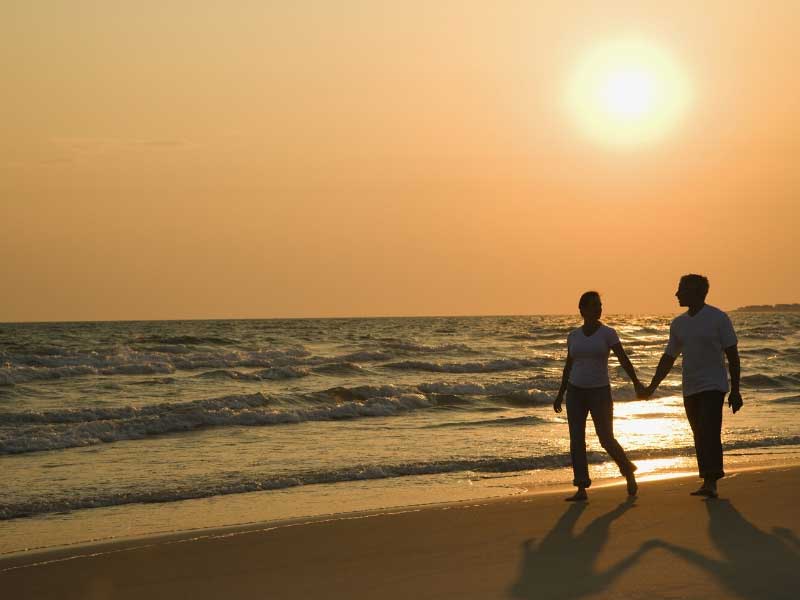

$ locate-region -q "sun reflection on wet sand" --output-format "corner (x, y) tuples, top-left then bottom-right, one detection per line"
(589, 457), (696, 484)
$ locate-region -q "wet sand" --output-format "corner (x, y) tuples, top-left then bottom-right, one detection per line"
(2, 466), (799, 599)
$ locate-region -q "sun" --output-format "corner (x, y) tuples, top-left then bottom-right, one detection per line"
(566, 38), (692, 147)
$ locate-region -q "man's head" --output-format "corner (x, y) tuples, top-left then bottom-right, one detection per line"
(676, 274), (709, 307)
(578, 290), (602, 322)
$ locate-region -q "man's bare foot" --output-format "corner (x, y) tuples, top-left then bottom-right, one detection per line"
(626, 472), (638, 496)
(690, 480), (718, 498)
(566, 488), (588, 502)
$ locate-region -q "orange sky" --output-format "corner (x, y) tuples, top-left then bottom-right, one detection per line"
(2, 1), (799, 321)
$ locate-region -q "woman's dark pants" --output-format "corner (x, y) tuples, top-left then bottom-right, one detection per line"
(566, 384), (636, 488)
(683, 390), (725, 481)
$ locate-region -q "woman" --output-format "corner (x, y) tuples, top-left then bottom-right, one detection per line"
(554, 291), (643, 501)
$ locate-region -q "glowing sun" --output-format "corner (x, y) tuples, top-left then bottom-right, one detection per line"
(566, 38), (691, 147)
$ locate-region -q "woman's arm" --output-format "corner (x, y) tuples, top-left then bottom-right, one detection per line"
(611, 343), (644, 397)
(554, 353), (573, 413)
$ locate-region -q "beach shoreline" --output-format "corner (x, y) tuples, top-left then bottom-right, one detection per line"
(4, 447), (798, 559)
(4, 463), (799, 599)
(3, 449), (795, 559)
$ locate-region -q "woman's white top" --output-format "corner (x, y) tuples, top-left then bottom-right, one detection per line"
(567, 324), (620, 388)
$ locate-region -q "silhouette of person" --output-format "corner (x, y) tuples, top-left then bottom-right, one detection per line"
(641, 274), (742, 498)
(554, 291), (643, 501)
(509, 499), (652, 599)
(645, 499), (800, 599)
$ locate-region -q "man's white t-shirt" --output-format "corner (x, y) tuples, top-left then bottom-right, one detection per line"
(665, 304), (738, 397)
(567, 324), (620, 388)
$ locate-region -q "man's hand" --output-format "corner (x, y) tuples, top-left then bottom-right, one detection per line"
(728, 390), (743, 414)
(553, 394), (563, 413)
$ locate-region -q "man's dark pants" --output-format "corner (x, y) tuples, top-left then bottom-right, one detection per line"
(684, 390), (726, 481)
(566, 384), (636, 488)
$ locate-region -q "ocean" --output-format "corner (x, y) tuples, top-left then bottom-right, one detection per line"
(2, 313), (799, 555)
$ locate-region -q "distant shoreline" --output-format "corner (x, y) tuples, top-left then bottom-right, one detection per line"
(733, 303), (800, 312)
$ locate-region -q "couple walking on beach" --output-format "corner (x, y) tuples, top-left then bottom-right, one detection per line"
(554, 273), (742, 501)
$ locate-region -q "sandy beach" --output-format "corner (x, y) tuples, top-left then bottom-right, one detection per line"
(3, 465), (798, 599)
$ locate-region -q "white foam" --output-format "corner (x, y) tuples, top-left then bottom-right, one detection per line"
(0, 392), (442, 455)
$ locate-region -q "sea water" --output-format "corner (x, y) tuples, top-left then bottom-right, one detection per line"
(2, 313), (799, 554)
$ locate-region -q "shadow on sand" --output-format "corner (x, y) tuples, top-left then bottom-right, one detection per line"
(509, 498), (650, 599)
(648, 498), (800, 600)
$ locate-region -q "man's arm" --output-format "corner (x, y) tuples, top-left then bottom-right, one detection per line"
(646, 353), (676, 397)
(611, 343), (645, 397)
(649, 320), (681, 398)
(725, 345), (742, 413)
(553, 354), (573, 413)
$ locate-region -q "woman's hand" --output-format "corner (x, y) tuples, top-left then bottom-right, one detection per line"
(553, 393), (563, 413)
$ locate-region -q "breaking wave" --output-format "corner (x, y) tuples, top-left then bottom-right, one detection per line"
(4, 434), (799, 520)
(0, 392), (445, 455)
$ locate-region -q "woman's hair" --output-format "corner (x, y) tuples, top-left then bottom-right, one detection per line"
(578, 290), (601, 310)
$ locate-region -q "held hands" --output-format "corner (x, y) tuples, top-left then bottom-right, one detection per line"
(728, 390), (743, 414)
(634, 380), (652, 400)
(553, 393), (563, 413)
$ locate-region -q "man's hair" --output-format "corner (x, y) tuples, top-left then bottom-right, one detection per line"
(578, 290), (601, 310)
(680, 274), (710, 299)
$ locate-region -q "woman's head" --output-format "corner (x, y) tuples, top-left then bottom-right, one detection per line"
(578, 291), (602, 322)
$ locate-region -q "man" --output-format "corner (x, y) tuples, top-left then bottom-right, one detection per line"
(643, 274), (742, 498)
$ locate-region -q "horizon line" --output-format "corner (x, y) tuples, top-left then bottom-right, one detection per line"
(3, 307), (762, 326)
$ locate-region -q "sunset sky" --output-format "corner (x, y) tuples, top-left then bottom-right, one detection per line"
(3, 1), (799, 321)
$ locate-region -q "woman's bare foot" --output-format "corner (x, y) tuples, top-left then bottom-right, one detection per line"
(565, 487), (588, 502)
(626, 472), (638, 496)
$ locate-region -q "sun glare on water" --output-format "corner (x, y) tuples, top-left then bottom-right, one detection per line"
(567, 38), (692, 147)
